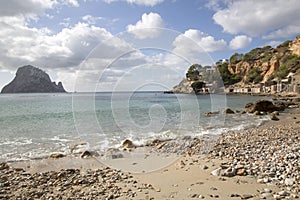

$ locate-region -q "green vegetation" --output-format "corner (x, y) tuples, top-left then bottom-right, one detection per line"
(272, 65), (289, 79)
(186, 64), (202, 81)
(281, 54), (300, 69)
(217, 62), (241, 85)
(229, 53), (243, 64)
(245, 67), (263, 83)
(183, 38), (299, 86)
(270, 54), (300, 80)
(191, 81), (205, 92)
(243, 46), (272, 62)
(277, 40), (292, 48)
(261, 52), (273, 62)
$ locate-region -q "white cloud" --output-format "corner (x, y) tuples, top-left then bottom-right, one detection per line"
(127, 12), (164, 39)
(0, 0), (79, 18)
(65, 0), (80, 7)
(0, 14), (114, 71)
(102, 0), (164, 6)
(213, 0), (300, 37)
(263, 25), (300, 39)
(229, 35), (252, 50)
(59, 17), (71, 27)
(82, 15), (103, 25)
(173, 29), (227, 54)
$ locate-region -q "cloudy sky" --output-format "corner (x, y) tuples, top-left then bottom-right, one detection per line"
(0, 0), (299, 92)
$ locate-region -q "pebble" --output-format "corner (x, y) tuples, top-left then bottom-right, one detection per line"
(210, 168), (222, 176)
(208, 122), (299, 194)
(240, 194), (254, 199)
(0, 164), (148, 199)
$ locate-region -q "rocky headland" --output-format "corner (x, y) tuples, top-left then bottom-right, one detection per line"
(1, 65), (66, 93)
(166, 35), (300, 95)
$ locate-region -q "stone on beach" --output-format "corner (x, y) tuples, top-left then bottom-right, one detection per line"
(49, 153), (65, 159)
(122, 139), (136, 149)
(223, 108), (235, 114)
(245, 100), (284, 113)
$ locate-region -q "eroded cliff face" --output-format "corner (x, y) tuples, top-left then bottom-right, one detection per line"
(1, 65), (66, 93)
(228, 36), (300, 84)
(289, 36), (300, 56)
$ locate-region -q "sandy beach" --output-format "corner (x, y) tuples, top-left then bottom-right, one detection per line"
(1, 99), (300, 199)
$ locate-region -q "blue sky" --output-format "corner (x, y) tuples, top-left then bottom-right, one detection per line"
(0, 0), (299, 92)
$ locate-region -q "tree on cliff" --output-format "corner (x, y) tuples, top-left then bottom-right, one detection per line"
(186, 64), (202, 81)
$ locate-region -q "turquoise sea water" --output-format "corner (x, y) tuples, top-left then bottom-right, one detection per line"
(0, 92), (270, 162)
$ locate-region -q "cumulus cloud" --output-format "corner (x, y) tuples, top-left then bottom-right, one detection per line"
(102, 0), (164, 6)
(229, 35), (252, 50)
(213, 0), (300, 37)
(0, 0), (79, 18)
(127, 12), (164, 39)
(173, 29), (227, 55)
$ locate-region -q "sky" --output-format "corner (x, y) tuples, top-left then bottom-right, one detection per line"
(0, 0), (299, 92)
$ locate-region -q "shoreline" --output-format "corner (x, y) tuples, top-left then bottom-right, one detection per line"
(1, 100), (300, 199)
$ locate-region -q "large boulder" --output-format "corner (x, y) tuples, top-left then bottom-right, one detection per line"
(245, 100), (284, 113)
(1, 65), (66, 93)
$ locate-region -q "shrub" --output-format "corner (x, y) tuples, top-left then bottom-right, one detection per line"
(245, 67), (263, 83)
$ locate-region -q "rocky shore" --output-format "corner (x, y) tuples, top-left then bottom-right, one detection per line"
(1, 99), (300, 199)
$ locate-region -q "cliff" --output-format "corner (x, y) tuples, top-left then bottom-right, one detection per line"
(168, 79), (194, 94)
(167, 35), (300, 94)
(1, 65), (66, 93)
(228, 36), (300, 84)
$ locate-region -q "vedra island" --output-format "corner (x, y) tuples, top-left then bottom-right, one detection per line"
(1, 65), (66, 93)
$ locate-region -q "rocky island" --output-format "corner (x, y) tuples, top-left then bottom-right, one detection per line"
(1, 65), (66, 93)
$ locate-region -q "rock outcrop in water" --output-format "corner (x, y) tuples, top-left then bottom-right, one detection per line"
(1, 65), (66, 93)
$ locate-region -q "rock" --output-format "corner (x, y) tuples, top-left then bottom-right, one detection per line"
(202, 165), (209, 170)
(49, 153), (65, 159)
(240, 194), (253, 199)
(284, 178), (294, 186)
(261, 193), (272, 199)
(165, 79), (194, 94)
(122, 139), (136, 149)
(254, 111), (263, 115)
(236, 168), (246, 176)
(263, 188), (272, 193)
(257, 178), (264, 184)
(204, 111), (220, 117)
(223, 108), (235, 114)
(222, 167), (236, 177)
(0, 163), (9, 170)
(292, 97), (300, 102)
(1, 65), (66, 93)
(271, 111), (279, 116)
(210, 168), (222, 176)
(245, 100), (284, 113)
(270, 114), (279, 121)
(277, 190), (289, 196)
(80, 150), (94, 158)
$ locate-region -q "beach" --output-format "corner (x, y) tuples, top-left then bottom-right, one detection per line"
(1, 98), (299, 199)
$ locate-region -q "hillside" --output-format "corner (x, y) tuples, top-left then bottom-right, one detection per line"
(227, 36), (300, 85)
(168, 35), (300, 94)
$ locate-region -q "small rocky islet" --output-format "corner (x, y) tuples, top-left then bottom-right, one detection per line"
(1, 65), (66, 93)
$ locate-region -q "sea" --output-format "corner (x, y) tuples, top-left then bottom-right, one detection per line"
(0, 92), (270, 162)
